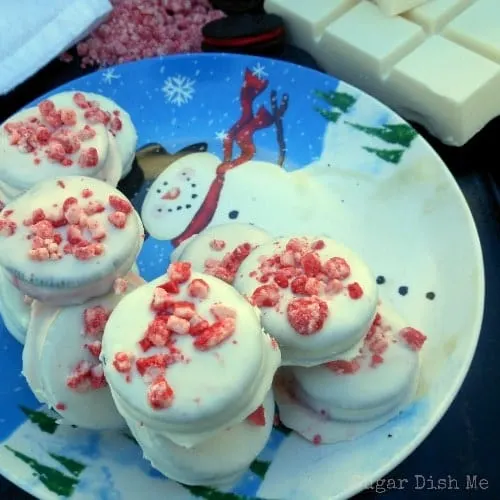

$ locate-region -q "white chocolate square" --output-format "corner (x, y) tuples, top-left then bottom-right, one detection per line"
(443, 0), (500, 63)
(317, 1), (425, 79)
(387, 35), (500, 145)
(265, 0), (359, 52)
(373, 0), (428, 16)
(404, 0), (476, 34)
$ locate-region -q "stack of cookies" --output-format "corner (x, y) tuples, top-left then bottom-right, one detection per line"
(0, 176), (145, 430)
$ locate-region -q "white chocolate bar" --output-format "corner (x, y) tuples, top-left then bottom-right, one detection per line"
(266, 0), (500, 145)
(373, 0), (429, 16)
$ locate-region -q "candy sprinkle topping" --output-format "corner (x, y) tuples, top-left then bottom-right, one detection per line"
(117, 263), (240, 410)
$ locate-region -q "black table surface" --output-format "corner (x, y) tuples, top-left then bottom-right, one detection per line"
(0, 46), (499, 500)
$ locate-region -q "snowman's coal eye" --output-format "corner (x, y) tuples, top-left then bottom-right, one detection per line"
(163, 181), (168, 186)
(228, 210), (239, 220)
(156, 189), (161, 193)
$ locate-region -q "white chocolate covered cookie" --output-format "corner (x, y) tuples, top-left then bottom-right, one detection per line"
(0, 269), (31, 344)
(0, 91), (137, 201)
(22, 272), (145, 429)
(173, 222), (272, 283)
(122, 391), (275, 488)
(50, 91), (138, 179)
(0, 103), (108, 194)
(234, 236), (378, 366)
(274, 302), (427, 444)
(101, 261), (281, 447)
(0, 176), (144, 305)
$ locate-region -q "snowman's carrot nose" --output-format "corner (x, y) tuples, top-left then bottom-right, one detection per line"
(162, 187), (180, 200)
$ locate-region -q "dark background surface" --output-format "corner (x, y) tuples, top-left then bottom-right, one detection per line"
(0, 45), (498, 499)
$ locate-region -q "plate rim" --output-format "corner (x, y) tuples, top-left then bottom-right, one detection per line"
(0, 52), (486, 500)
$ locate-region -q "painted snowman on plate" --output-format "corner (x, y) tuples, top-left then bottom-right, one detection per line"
(141, 69), (354, 248)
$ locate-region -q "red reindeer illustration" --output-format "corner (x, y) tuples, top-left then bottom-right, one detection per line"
(171, 69), (289, 247)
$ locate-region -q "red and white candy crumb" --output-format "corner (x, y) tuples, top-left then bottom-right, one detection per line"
(2, 92), (127, 166)
(73, 93), (124, 137)
(70, 0), (225, 68)
(66, 305), (111, 392)
(209, 239), (226, 251)
(113, 277), (129, 295)
(399, 327), (427, 351)
(248, 238), (366, 336)
(204, 242), (253, 284)
(326, 313), (427, 375)
(247, 405), (266, 426)
(22, 189), (133, 261)
(0, 208), (17, 237)
(312, 434), (322, 445)
(3, 99), (100, 167)
(113, 262), (240, 410)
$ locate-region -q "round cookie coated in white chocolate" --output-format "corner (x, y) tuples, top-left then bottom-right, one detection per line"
(0, 180), (23, 203)
(101, 264), (281, 447)
(174, 222), (272, 282)
(22, 272), (145, 429)
(122, 391), (275, 488)
(0, 269), (31, 344)
(50, 91), (138, 178)
(233, 236), (378, 366)
(0, 105), (109, 193)
(274, 302), (426, 444)
(95, 132), (122, 188)
(0, 176), (144, 306)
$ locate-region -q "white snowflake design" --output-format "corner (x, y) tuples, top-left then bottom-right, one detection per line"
(162, 75), (195, 106)
(215, 130), (228, 141)
(251, 62), (268, 79)
(101, 68), (121, 84)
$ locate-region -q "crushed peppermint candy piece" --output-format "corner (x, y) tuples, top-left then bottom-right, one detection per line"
(147, 376), (174, 410)
(188, 278), (210, 299)
(113, 352), (134, 374)
(84, 306), (110, 336)
(72, 1), (225, 68)
(287, 296), (328, 336)
(193, 317), (236, 351)
(247, 405), (266, 426)
(399, 327), (427, 351)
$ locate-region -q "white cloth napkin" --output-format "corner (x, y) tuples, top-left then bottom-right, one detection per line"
(0, 0), (112, 95)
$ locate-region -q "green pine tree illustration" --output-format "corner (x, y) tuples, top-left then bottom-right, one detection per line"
(316, 108), (342, 123)
(19, 406), (58, 434)
(182, 484), (262, 499)
(315, 91), (357, 113)
(249, 459), (270, 479)
(363, 147), (405, 164)
(347, 122), (417, 148)
(5, 446), (79, 497)
(49, 453), (86, 478)
(313, 90), (358, 123)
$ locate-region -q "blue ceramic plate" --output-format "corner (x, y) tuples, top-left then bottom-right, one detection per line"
(0, 54), (484, 500)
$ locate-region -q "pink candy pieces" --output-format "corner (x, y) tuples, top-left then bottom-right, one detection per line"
(72, 0), (225, 68)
